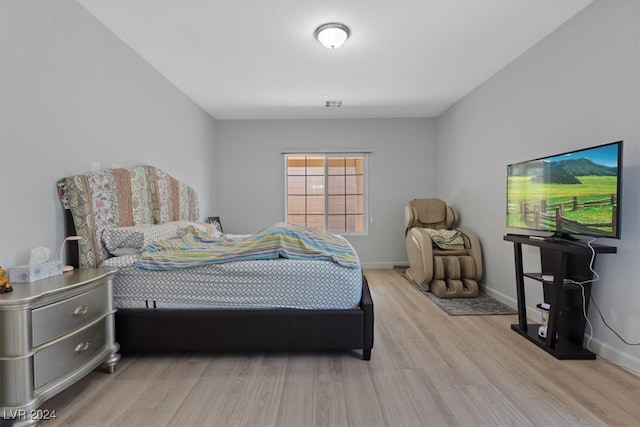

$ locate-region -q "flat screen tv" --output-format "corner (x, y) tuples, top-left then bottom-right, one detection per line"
(507, 140), (622, 240)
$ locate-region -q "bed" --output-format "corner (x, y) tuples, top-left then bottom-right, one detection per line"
(58, 166), (373, 360)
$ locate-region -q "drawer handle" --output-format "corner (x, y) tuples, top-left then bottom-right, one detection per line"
(73, 305), (89, 317)
(74, 342), (91, 354)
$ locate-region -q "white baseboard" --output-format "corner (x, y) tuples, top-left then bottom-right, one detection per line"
(480, 285), (517, 308)
(481, 285), (640, 377)
(585, 337), (640, 376)
(361, 262), (408, 269)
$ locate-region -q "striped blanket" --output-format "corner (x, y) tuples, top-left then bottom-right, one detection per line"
(136, 222), (359, 270)
(422, 228), (466, 250)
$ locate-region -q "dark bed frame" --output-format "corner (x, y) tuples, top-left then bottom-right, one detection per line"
(115, 275), (373, 360)
(66, 212), (374, 360)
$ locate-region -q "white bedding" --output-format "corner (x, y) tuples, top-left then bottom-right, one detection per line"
(101, 254), (362, 310)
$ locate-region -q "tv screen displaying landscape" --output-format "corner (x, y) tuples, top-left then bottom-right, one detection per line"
(507, 141), (622, 239)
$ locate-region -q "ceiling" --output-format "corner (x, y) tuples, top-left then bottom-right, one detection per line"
(77, 0), (593, 120)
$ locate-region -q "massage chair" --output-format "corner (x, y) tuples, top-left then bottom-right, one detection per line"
(404, 198), (483, 298)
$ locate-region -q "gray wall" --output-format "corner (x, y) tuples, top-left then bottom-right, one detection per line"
(0, 1), (216, 266)
(214, 118), (437, 266)
(1, 0), (637, 373)
(436, 0), (639, 373)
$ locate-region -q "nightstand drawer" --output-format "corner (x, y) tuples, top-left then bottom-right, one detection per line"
(33, 318), (107, 389)
(32, 282), (108, 346)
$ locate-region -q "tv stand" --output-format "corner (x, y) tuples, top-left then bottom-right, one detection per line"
(545, 236), (577, 244)
(546, 231), (579, 242)
(503, 234), (616, 359)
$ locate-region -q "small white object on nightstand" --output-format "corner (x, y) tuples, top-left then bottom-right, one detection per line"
(60, 236), (83, 272)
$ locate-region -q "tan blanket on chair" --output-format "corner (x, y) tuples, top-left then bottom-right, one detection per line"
(423, 229), (466, 250)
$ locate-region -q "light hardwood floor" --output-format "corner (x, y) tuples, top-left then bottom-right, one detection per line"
(43, 269), (639, 426)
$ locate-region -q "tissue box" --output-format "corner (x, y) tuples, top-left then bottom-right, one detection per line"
(9, 261), (63, 283)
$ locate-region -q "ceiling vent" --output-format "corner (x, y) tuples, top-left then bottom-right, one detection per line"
(325, 100), (343, 108)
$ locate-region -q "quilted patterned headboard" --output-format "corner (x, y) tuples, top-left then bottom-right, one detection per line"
(58, 166), (200, 268)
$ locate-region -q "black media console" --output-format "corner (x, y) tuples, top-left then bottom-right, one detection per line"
(504, 234), (617, 360)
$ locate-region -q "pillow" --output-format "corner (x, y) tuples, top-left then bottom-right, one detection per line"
(109, 247), (141, 257)
(176, 221), (222, 238)
(102, 223), (182, 255)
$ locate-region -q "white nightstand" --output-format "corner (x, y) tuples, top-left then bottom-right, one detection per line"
(0, 268), (120, 425)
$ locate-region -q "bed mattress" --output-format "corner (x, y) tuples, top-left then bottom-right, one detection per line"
(101, 255), (362, 310)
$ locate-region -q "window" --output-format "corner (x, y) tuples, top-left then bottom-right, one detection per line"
(284, 152), (369, 234)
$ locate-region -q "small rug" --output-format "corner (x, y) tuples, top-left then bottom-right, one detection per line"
(413, 283), (517, 316)
(395, 269), (516, 316)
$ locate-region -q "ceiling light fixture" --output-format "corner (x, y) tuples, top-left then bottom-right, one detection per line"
(314, 23), (350, 49)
